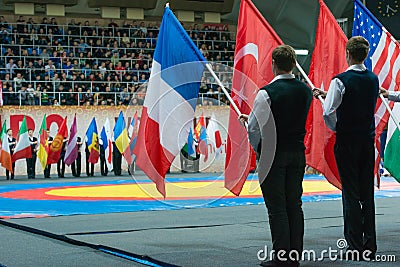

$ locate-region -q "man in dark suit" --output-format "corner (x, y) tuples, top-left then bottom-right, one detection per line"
(113, 141), (122, 176)
(6, 129), (16, 180)
(26, 129), (38, 179)
(240, 45), (312, 266)
(44, 130), (53, 178)
(57, 138), (67, 178)
(314, 36), (379, 260)
(71, 136), (82, 177)
(85, 143), (94, 177)
(99, 138), (108, 176)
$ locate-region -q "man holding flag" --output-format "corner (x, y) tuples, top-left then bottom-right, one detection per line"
(70, 136), (82, 177)
(26, 129), (38, 179)
(5, 128), (16, 180)
(0, 122), (13, 180)
(85, 118), (99, 177)
(64, 114), (79, 177)
(44, 130), (53, 178)
(100, 118), (113, 176)
(113, 111), (129, 176)
(240, 45), (312, 266)
(314, 36), (379, 260)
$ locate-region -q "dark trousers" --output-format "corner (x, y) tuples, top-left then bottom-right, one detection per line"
(6, 163), (15, 180)
(44, 164), (51, 178)
(57, 156), (65, 178)
(26, 154), (37, 179)
(100, 155), (108, 176)
(260, 150), (305, 263)
(334, 138), (377, 255)
(113, 150), (122, 175)
(71, 152), (81, 177)
(85, 150), (94, 176)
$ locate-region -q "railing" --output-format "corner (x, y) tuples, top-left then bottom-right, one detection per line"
(0, 63), (154, 80)
(1, 91), (230, 107)
(0, 67), (234, 83)
(0, 22), (236, 48)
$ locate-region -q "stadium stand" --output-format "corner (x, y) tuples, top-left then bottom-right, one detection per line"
(0, 15), (235, 106)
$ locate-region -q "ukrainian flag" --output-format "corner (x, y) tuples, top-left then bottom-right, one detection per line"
(114, 111), (129, 154)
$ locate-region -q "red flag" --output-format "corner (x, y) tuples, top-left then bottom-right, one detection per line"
(225, 0), (283, 195)
(47, 117), (68, 164)
(305, 0), (347, 189)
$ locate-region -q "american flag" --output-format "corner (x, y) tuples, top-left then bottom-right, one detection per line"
(352, 0), (400, 185)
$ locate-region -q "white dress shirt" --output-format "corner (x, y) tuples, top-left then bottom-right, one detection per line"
(388, 91), (400, 102)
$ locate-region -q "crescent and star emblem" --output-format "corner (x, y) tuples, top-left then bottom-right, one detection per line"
(233, 43), (259, 107)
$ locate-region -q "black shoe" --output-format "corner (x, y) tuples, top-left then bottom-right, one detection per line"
(260, 260), (279, 267)
(260, 260), (291, 267)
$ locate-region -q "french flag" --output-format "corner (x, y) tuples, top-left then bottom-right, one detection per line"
(133, 5), (206, 197)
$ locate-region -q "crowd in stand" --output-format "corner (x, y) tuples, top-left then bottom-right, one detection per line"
(0, 15), (235, 106)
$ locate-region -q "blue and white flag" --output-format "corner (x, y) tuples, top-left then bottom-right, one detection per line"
(133, 5), (207, 197)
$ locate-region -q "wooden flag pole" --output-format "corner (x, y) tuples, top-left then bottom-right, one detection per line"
(205, 63), (242, 116)
(295, 61), (325, 104)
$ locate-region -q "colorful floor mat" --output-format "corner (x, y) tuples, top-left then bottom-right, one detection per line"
(1, 175), (400, 218)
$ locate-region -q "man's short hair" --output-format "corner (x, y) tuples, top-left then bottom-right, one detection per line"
(346, 36), (370, 63)
(272, 45), (297, 72)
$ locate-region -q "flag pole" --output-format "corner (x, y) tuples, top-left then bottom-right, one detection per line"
(379, 94), (400, 131)
(205, 63), (242, 116)
(207, 61), (323, 115)
(296, 61), (325, 104)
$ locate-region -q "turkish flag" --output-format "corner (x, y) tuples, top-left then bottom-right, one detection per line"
(305, 0), (347, 189)
(225, 0), (283, 195)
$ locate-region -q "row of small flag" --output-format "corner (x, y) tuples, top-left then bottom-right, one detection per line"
(0, 111), (139, 173)
(0, 110), (224, 174)
(183, 113), (223, 161)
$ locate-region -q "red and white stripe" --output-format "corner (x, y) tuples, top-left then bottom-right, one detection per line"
(372, 29), (400, 186)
